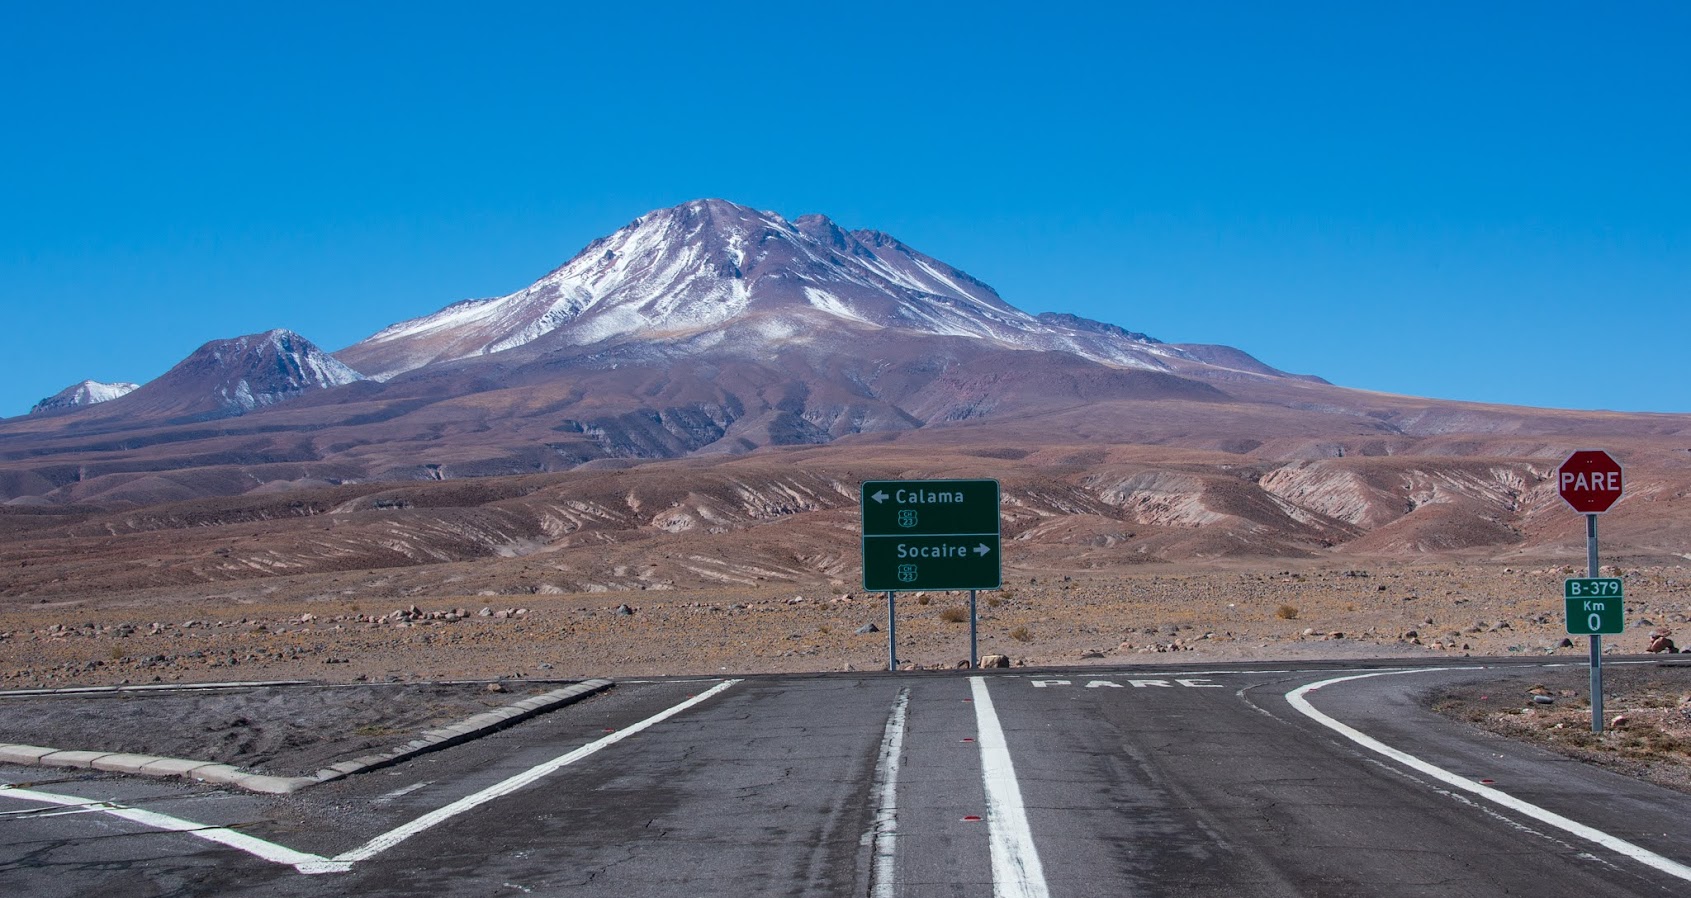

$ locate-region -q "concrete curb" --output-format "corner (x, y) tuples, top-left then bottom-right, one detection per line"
(0, 678), (614, 795)
(0, 681), (314, 698)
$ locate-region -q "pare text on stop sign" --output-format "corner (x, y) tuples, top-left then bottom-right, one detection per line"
(1561, 470), (1621, 491)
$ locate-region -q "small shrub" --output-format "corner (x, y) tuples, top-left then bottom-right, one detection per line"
(986, 596), (1003, 608)
(1276, 605), (1299, 620)
(939, 606), (968, 624)
(1010, 626), (1032, 642)
(916, 594), (931, 606)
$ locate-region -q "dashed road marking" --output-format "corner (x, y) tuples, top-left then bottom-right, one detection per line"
(373, 781), (431, 804)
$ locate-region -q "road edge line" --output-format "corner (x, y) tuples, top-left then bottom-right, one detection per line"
(1287, 670), (1691, 884)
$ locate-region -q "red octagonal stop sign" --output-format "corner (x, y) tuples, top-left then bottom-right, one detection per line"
(1558, 450), (1624, 514)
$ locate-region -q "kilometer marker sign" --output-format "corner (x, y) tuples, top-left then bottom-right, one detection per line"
(1564, 578), (1624, 635)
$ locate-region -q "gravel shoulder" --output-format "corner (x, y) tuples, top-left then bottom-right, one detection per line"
(0, 681), (568, 777)
(1425, 660), (1691, 794)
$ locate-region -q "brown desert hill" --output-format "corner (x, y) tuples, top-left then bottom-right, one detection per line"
(3, 431), (1690, 605)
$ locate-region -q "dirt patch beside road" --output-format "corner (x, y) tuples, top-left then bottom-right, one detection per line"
(1427, 661), (1691, 794)
(0, 681), (566, 777)
(8, 564), (1688, 689)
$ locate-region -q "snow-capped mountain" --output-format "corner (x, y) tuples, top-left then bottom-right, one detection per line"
(0, 199), (1352, 503)
(338, 199), (1295, 383)
(85, 329), (365, 422)
(29, 380), (140, 414)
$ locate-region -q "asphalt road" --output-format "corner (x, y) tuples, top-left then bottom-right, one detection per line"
(4, 660), (1691, 896)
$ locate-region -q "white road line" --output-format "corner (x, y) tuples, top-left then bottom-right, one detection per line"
(866, 687), (910, 898)
(1287, 670), (1691, 884)
(374, 781), (432, 804)
(333, 678), (741, 864)
(0, 784), (343, 872)
(0, 679), (742, 876)
(970, 677), (1051, 898)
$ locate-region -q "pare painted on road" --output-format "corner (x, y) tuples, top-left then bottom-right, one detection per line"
(1028, 678), (1224, 689)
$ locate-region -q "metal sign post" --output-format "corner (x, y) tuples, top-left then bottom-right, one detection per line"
(886, 591), (897, 672)
(1588, 514), (1603, 733)
(969, 589), (978, 669)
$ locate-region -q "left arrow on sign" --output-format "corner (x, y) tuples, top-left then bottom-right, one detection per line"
(871, 490), (891, 504)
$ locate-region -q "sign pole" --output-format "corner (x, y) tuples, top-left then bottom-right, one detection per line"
(969, 589), (978, 669)
(1556, 451), (1622, 735)
(886, 591), (897, 672)
(1588, 513), (1603, 734)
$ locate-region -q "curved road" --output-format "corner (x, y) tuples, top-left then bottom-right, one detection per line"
(3, 660), (1689, 896)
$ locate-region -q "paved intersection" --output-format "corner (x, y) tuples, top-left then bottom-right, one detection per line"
(4, 662), (1690, 896)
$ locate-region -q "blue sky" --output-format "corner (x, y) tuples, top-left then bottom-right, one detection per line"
(2, 2), (1687, 417)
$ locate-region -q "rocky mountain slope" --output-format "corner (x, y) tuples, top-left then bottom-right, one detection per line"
(37, 329), (364, 426)
(1, 199), (1688, 576)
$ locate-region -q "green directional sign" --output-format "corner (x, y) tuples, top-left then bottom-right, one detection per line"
(1565, 578), (1624, 635)
(862, 479), (1000, 591)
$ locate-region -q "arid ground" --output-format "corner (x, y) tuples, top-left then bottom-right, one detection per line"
(4, 563), (1685, 688)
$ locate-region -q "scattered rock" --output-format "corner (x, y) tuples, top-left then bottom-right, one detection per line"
(855, 622), (879, 635)
(979, 654), (1011, 668)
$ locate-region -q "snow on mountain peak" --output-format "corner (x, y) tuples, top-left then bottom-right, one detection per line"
(209, 330), (363, 412)
(339, 199), (1224, 380)
(29, 380), (140, 414)
(141, 329), (367, 417)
